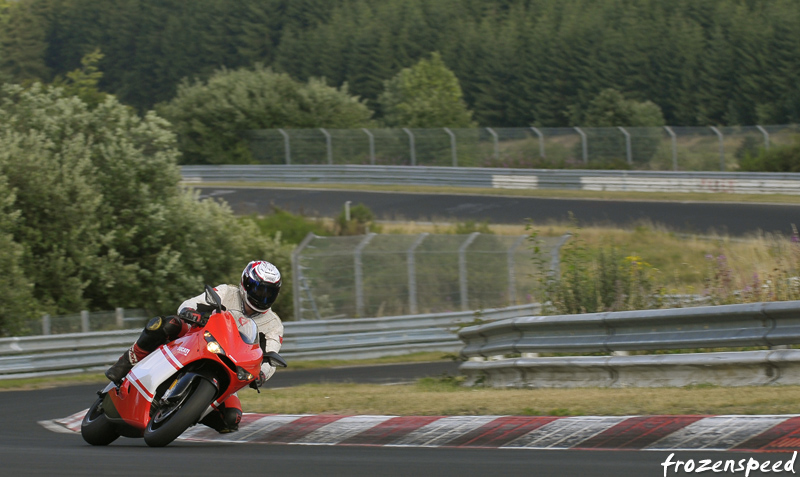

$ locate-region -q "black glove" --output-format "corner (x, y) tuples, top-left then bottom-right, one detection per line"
(178, 307), (204, 326)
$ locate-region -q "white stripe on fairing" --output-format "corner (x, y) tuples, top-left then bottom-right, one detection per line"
(645, 415), (792, 451)
(501, 416), (628, 449)
(294, 415), (396, 445)
(128, 372), (153, 402)
(180, 414), (309, 442)
(161, 347), (184, 369)
(388, 416), (505, 448)
(130, 348), (181, 399)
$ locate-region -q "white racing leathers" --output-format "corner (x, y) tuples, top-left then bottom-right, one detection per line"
(178, 284), (284, 382)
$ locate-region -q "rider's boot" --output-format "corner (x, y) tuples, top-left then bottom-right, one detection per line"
(105, 345), (147, 384)
(105, 316), (179, 384)
(200, 407), (242, 434)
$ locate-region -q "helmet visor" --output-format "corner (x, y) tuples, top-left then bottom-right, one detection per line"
(243, 275), (279, 310)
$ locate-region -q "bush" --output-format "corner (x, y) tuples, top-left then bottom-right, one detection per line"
(569, 89), (665, 168)
(157, 65), (373, 165)
(530, 225), (664, 314)
(247, 207), (331, 244)
(739, 139), (800, 172)
(335, 203), (381, 236)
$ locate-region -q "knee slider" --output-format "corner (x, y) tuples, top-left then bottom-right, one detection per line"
(222, 408), (242, 430)
(137, 317), (168, 352)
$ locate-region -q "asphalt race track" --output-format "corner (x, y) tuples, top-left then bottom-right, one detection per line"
(9, 363), (772, 477)
(197, 186), (800, 237)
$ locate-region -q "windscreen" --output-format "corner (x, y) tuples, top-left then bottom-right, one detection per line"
(237, 317), (259, 345)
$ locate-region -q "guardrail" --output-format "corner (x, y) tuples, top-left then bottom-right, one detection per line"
(457, 301), (800, 388)
(0, 304), (539, 380)
(181, 165), (800, 195)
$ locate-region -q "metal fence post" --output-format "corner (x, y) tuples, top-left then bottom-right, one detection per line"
(664, 126), (678, 171)
(550, 233), (572, 281)
(362, 128), (376, 165)
(443, 128), (457, 167)
(574, 127), (588, 164)
(354, 233), (377, 317)
(756, 125), (770, 151)
(115, 308), (124, 329)
(42, 314), (51, 335)
(402, 128), (416, 166)
(292, 233), (318, 321)
(407, 233), (429, 314)
(486, 127), (500, 161)
(530, 127), (546, 158)
(618, 126), (632, 165)
(507, 235), (527, 305)
(459, 232), (480, 311)
(320, 128), (333, 165)
(709, 126), (725, 171)
(278, 128), (291, 165)
(81, 310), (90, 333)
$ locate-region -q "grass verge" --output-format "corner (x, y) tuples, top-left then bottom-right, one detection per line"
(242, 378), (800, 417)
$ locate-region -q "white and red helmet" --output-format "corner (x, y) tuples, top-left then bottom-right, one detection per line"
(240, 261), (282, 313)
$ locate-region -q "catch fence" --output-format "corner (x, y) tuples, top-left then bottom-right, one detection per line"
(15, 309), (149, 337)
(245, 125), (800, 172)
(291, 232), (570, 321)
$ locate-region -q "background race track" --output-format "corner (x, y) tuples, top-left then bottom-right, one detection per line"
(197, 187), (800, 237)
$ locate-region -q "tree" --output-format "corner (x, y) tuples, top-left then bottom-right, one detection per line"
(570, 88), (665, 128)
(378, 52), (475, 128)
(51, 48), (108, 108)
(0, 174), (35, 335)
(0, 83), (278, 325)
(157, 64), (373, 164)
(569, 88), (666, 167)
(0, 0), (50, 84)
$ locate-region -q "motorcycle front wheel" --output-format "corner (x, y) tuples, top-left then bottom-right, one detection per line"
(143, 378), (216, 447)
(81, 395), (120, 446)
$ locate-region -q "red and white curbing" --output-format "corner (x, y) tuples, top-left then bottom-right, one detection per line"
(43, 410), (800, 452)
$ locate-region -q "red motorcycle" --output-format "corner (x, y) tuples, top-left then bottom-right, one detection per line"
(81, 286), (287, 447)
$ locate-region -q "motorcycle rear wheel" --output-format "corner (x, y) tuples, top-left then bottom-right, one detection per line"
(81, 395), (120, 446)
(143, 378), (216, 447)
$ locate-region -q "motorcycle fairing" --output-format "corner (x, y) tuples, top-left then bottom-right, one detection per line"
(108, 345), (186, 429)
(129, 345), (186, 402)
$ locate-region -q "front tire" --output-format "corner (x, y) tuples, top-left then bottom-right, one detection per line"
(81, 396), (120, 446)
(143, 378), (216, 447)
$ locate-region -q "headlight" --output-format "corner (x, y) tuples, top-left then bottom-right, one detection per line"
(236, 367), (254, 381)
(204, 331), (225, 355)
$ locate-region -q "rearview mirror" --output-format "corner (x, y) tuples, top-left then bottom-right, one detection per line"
(263, 351), (288, 368)
(204, 285), (223, 314)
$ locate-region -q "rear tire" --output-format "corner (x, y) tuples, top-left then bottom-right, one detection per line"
(81, 396), (120, 446)
(143, 378), (216, 447)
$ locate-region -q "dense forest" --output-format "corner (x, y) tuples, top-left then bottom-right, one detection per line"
(1, 0), (798, 127)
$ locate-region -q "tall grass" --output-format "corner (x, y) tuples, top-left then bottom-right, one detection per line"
(528, 219), (800, 314)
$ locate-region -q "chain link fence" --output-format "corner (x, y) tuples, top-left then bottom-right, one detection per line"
(15, 308), (150, 337)
(291, 232), (570, 321)
(245, 125), (800, 171)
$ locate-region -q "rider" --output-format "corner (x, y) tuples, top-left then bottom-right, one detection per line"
(104, 260), (284, 433)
